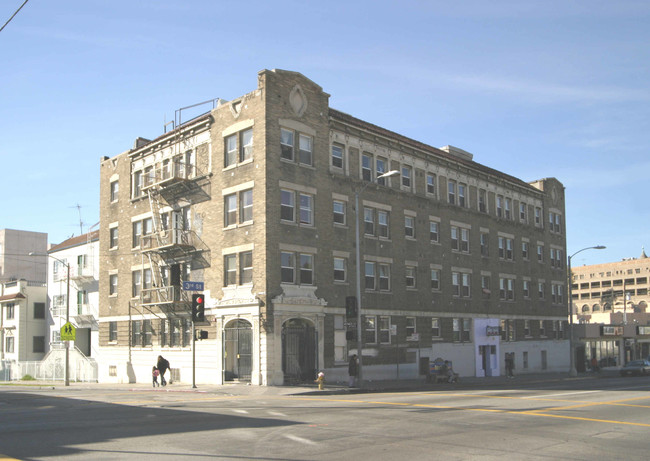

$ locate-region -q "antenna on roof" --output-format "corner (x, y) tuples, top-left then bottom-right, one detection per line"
(71, 203), (84, 235)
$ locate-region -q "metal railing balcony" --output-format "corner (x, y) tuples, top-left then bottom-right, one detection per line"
(141, 229), (194, 253)
(140, 285), (189, 306)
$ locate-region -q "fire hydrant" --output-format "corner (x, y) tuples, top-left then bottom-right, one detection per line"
(314, 372), (325, 390)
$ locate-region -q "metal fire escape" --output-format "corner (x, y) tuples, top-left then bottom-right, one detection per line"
(139, 140), (211, 318)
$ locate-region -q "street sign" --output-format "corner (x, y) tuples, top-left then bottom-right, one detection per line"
(60, 322), (76, 341)
(182, 281), (204, 291)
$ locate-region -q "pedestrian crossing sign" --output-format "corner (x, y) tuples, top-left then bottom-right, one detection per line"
(60, 322), (76, 341)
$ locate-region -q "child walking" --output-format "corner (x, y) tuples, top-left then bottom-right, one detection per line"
(152, 366), (160, 387)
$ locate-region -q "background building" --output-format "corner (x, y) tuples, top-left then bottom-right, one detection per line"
(99, 69), (568, 385)
(570, 251), (650, 371)
(1, 279), (48, 378)
(47, 230), (100, 358)
(0, 228), (48, 283)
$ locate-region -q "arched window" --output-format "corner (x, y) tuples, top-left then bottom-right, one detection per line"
(592, 304), (601, 312)
(582, 304), (590, 313)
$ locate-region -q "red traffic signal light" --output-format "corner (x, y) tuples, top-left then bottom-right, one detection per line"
(192, 293), (205, 322)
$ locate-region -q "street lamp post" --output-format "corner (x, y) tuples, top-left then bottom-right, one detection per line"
(355, 169), (399, 388)
(30, 252), (70, 386)
(567, 245), (605, 377)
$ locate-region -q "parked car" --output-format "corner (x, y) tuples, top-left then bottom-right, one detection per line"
(619, 360), (650, 377)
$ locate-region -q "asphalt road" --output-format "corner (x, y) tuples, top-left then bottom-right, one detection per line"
(1, 375), (649, 460)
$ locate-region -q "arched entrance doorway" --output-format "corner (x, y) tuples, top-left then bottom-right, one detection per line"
(223, 319), (252, 382)
(282, 318), (317, 384)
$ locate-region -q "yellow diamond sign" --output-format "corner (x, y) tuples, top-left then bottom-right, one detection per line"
(60, 322), (76, 341)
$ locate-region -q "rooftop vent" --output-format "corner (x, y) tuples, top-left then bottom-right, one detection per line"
(439, 145), (474, 161)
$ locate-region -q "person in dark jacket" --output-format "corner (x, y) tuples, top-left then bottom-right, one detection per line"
(157, 355), (170, 386)
(348, 354), (358, 387)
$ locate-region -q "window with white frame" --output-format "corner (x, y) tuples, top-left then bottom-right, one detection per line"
(406, 316), (416, 338)
(362, 153), (373, 181)
(333, 200), (346, 225)
(430, 220), (439, 243)
(376, 157), (388, 184)
(378, 263), (390, 291)
(451, 226), (470, 253)
(426, 173), (436, 195)
(109, 321), (117, 342)
(280, 128), (294, 160)
(281, 252), (295, 283)
(431, 318), (440, 338)
(363, 207), (375, 236)
(364, 261), (376, 290)
(537, 244), (544, 262)
(379, 316), (391, 344)
(405, 215), (415, 239)
(281, 189), (295, 222)
(458, 183), (467, 207)
(496, 195), (503, 217)
(298, 134), (312, 166)
(453, 318), (471, 342)
(377, 210), (389, 238)
(504, 198), (512, 220)
(299, 193), (314, 225)
(481, 275), (491, 293)
(535, 207), (542, 227)
(5, 303), (15, 320)
(401, 165), (412, 190)
(240, 251), (253, 284)
(448, 180), (456, 205)
(430, 268), (440, 290)
(240, 189), (253, 223)
(109, 274), (118, 295)
(132, 217), (152, 248)
(405, 265), (416, 288)
(132, 270), (142, 297)
(224, 128), (253, 167)
(224, 194), (237, 227)
(281, 189), (314, 226)
(331, 144), (344, 169)
(522, 241), (529, 260)
(520, 202), (527, 222)
(498, 236), (514, 260)
(478, 188), (487, 213)
(280, 127), (312, 164)
(538, 281), (546, 299)
(499, 277), (515, 300)
(524, 320), (531, 337)
(461, 273), (471, 297)
(480, 232), (489, 257)
(523, 279), (530, 298)
(280, 251), (314, 285)
(452, 272), (461, 296)
(364, 316), (377, 344)
(132, 169), (143, 198)
(333, 257), (347, 282)
(110, 180), (119, 202)
(109, 226), (118, 249)
(551, 283), (564, 304)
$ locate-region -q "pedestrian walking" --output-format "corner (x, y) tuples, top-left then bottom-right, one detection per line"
(157, 355), (170, 386)
(348, 354), (358, 387)
(505, 353), (514, 378)
(152, 366), (160, 387)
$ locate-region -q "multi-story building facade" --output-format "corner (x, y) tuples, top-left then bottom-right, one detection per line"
(0, 228), (48, 283)
(47, 230), (100, 358)
(99, 69), (568, 385)
(570, 251), (650, 370)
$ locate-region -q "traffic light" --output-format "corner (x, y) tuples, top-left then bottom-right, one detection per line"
(191, 293), (205, 322)
(345, 296), (357, 318)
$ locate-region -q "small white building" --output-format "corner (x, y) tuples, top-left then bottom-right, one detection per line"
(47, 230), (100, 359)
(1, 279), (48, 363)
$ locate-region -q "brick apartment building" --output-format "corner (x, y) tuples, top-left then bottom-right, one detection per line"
(98, 69), (568, 385)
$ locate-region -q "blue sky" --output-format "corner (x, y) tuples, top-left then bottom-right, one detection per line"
(1, 0), (648, 266)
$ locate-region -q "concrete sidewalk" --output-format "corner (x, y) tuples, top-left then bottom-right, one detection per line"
(1, 368), (621, 396)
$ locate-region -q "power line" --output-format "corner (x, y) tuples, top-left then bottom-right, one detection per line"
(0, 0), (30, 34)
